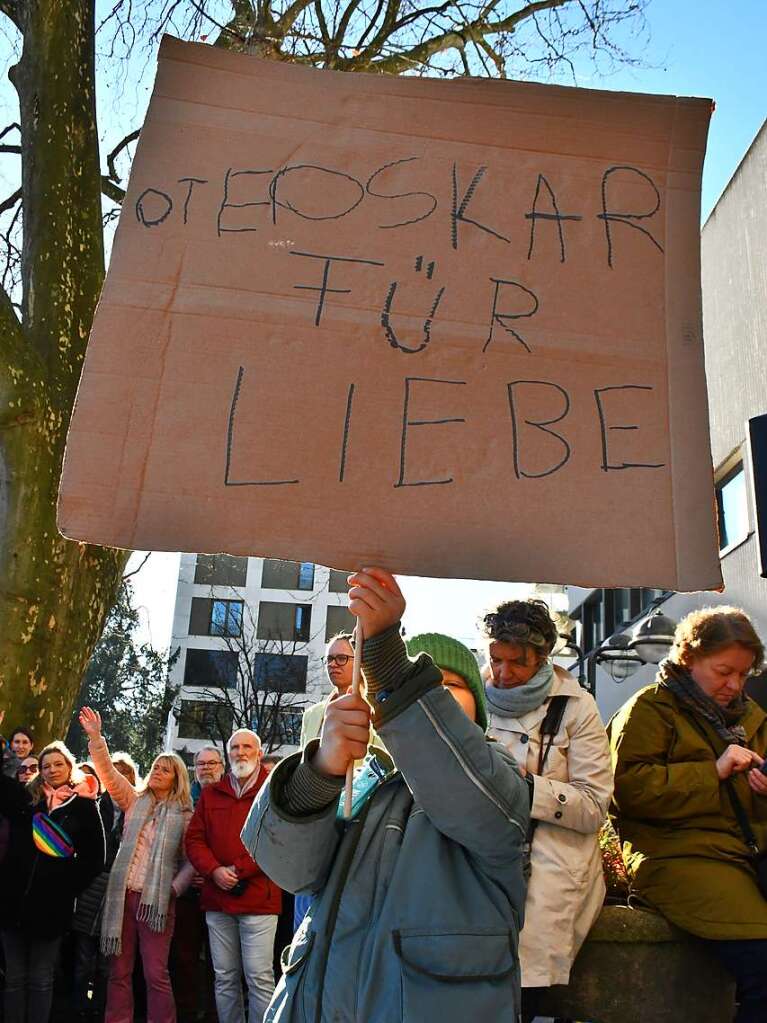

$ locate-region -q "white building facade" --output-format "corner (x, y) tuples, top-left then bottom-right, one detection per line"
(165, 555), (355, 762)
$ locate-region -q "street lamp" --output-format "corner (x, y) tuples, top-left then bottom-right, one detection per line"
(629, 611), (677, 665)
(595, 632), (644, 682)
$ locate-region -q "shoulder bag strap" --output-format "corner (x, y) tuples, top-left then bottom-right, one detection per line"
(682, 710), (760, 855)
(525, 696), (571, 858)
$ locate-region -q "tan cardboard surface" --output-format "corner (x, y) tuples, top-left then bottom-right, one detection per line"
(58, 36), (721, 590)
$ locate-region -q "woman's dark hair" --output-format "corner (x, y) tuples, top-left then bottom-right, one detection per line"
(10, 726), (33, 745)
(480, 598), (558, 657)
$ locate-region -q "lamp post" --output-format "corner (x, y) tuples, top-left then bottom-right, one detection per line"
(574, 610), (678, 697)
(629, 610), (678, 665)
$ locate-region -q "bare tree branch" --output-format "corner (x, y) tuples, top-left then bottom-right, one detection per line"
(106, 128), (140, 183)
(101, 176), (126, 204)
(0, 122), (20, 142)
(0, 187), (21, 216)
(0, 1), (20, 30)
(122, 551), (152, 581)
(367, 0), (570, 74)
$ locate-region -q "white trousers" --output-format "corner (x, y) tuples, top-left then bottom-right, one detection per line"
(205, 911), (278, 1023)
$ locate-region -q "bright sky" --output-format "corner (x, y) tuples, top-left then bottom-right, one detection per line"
(2, 2), (763, 649)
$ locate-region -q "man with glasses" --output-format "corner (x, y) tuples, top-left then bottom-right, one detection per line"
(300, 632), (355, 747)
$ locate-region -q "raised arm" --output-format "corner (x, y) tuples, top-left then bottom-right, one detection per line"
(344, 569), (529, 867)
(79, 707), (137, 813)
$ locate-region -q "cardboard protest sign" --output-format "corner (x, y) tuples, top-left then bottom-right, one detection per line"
(58, 36), (721, 590)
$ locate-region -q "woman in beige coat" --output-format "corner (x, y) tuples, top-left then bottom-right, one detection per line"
(483, 598), (613, 1023)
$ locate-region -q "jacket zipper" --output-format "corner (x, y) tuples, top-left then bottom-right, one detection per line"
(419, 701), (526, 835)
(313, 778), (396, 1023)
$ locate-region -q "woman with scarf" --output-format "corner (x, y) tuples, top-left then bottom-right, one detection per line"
(609, 607), (767, 1023)
(79, 707), (195, 1023)
(482, 598), (613, 1023)
(0, 740), (105, 1023)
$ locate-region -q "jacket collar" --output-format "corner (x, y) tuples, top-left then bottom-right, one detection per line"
(211, 765), (267, 799)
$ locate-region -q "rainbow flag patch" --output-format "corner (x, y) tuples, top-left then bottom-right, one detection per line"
(32, 813), (74, 858)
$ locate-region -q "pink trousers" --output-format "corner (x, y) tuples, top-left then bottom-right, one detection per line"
(105, 889), (176, 1023)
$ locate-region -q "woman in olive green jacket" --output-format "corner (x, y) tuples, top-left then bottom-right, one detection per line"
(609, 606), (767, 1023)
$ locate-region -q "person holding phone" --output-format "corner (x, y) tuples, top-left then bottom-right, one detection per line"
(609, 607), (767, 1023)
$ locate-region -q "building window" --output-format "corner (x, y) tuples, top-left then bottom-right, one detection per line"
(252, 707), (304, 748)
(189, 598), (244, 637)
(253, 653), (308, 693)
(717, 463), (749, 552)
(211, 599), (243, 637)
(256, 601), (312, 642)
(276, 709), (303, 746)
(177, 699), (234, 741)
(184, 649), (239, 687)
(261, 560), (315, 591)
(325, 604), (356, 642)
(328, 569), (348, 593)
(194, 555), (248, 587)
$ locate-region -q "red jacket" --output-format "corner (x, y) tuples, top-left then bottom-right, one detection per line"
(185, 769), (281, 916)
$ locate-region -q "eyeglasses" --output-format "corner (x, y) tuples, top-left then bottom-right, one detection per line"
(18, 765), (37, 775)
(325, 654), (351, 666)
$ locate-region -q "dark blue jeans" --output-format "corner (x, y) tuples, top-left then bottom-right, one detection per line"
(708, 938), (767, 1023)
(0, 928), (62, 1023)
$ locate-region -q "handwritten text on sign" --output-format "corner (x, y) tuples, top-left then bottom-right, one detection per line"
(58, 38), (721, 590)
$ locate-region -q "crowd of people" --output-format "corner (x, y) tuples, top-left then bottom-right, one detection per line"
(1, 566), (767, 1023)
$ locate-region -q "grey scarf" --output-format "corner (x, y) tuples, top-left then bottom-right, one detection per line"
(485, 660), (555, 718)
(658, 659), (748, 746)
(101, 793), (187, 955)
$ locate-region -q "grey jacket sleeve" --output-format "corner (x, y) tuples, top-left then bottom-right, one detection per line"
(240, 742), (343, 895)
(369, 629), (529, 868)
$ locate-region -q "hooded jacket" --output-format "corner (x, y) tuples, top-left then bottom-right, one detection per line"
(186, 768), (281, 916)
(242, 632), (529, 1023)
(0, 774), (105, 938)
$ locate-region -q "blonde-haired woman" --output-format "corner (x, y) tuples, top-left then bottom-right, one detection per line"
(79, 707), (195, 1023)
(0, 740), (104, 1023)
(610, 607), (767, 1023)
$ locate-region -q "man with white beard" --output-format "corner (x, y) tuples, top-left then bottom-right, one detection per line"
(186, 729), (281, 1023)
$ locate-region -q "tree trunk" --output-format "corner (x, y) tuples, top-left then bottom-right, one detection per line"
(0, 0), (127, 746)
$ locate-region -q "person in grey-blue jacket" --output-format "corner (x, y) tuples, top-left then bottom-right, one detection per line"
(242, 567), (530, 1023)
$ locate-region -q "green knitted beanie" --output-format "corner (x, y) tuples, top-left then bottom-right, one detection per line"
(406, 632), (487, 731)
